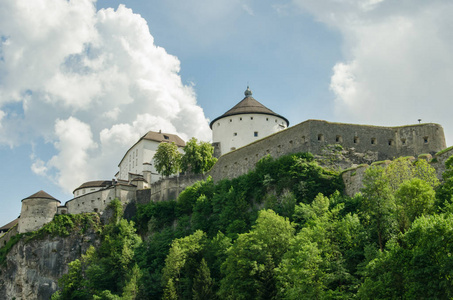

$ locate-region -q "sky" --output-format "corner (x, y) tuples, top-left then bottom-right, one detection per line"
(1, 0), (453, 226)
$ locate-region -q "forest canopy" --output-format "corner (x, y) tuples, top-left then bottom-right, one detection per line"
(50, 153), (453, 299)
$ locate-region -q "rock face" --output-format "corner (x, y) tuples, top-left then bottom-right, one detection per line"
(0, 231), (100, 300)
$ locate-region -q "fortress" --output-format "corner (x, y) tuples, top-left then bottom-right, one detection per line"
(0, 87), (449, 243)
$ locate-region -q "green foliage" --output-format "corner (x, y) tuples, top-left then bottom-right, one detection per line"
(435, 145), (453, 156)
(154, 142), (182, 177)
(0, 233), (23, 265)
(181, 137), (217, 174)
(29, 213), (101, 240)
(359, 213), (453, 299)
(395, 178), (435, 232)
(52, 208), (141, 299)
(219, 210), (295, 299)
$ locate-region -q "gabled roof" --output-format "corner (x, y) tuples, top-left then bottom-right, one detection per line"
(142, 131), (185, 147)
(210, 87), (289, 128)
(22, 190), (60, 203)
(118, 131), (186, 167)
(0, 218), (19, 232)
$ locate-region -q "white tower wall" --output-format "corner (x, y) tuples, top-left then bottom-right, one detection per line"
(212, 113), (287, 155)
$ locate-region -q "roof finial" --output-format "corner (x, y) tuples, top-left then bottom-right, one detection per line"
(244, 85), (252, 97)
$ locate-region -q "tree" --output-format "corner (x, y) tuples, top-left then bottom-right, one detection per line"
(154, 142), (182, 177)
(219, 210), (295, 299)
(181, 137), (217, 174)
(361, 166), (396, 252)
(394, 178), (435, 232)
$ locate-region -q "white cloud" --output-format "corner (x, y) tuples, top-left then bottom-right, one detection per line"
(293, 0), (453, 144)
(0, 0), (211, 193)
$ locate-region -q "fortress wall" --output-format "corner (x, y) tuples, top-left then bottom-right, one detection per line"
(0, 224), (18, 248)
(19, 199), (60, 233)
(149, 174), (205, 202)
(209, 120), (446, 182)
(305, 121), (446, 160)
(64, 185), (136, 215)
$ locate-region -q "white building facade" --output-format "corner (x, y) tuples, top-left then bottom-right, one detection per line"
(210, 87), (289, 156)
(117, 131), (185, 184)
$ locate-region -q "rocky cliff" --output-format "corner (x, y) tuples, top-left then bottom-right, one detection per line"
(0, 220), (101, 300)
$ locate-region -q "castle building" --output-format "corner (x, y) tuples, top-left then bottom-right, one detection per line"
(210, 87), (289, 157)
(18, 191), (61, 233)
(117, 131), (185, 184)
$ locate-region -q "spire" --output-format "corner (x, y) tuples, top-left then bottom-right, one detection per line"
(244, 86), (252, 97)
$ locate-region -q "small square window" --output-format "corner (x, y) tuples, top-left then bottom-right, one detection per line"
(401, 139), (406, 145)
(266, 118), (269, 121)
(251, 117), (254, 120)
(234, 132), (237, 136)
(240, 117), (242, 121)
(388, 139), (395, 146)
(371, 138), (377, 145)
(354, 137), (359, 144)
(230, 119), (232, 122)
(336, 136), (343, 143)
(318, 134), (324, 141)
(254, 132), (258, 137)
(424, 137), (429, 144)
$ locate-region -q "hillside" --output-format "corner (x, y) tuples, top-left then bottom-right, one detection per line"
(2, 152), (453, 299)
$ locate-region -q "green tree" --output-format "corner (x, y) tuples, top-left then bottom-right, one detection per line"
(395, 177), (436, 232)
(154, 142), (182, 177)
(359, 213), (453, 299)
(436, 155), (453, 208)
(161, 230), (206, 299)
(361, 166), (396, 252)
(219, 210), (295, 299)
(192, 258), (215, 300)
(181, 138), (217, 174)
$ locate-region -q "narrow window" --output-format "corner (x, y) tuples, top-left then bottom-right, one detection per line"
(336, 135), (343, 143)
(318, 134), (324, 141)
(371, 138), (377, 145)
(424, 136), (429, 144)
(230, 119), (232, 122)
(354, 137), (359, 144)
(240, 117), (242, 121)
(266, 118), (269, 121)
(388, 139), (395, 146)
(302, 136), (306, 143)
(254, 131), (258, 137)
(401, 139), (406, 145)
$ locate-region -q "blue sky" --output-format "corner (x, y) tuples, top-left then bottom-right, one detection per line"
(1, 0), (453, 226)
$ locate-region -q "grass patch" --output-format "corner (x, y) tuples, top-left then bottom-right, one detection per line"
(435, 145), (453, 156)
(0, 233), (23, 266)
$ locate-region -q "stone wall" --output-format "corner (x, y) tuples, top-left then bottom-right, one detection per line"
(209, 120), (446, 182)
(149, 174), (206, 202)
(0, 224), (19, 248)
(64, 185), (136, 215)
(19, 199), (60, 234)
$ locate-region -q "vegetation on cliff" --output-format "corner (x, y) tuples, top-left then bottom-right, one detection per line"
(40, 153), (453, 299)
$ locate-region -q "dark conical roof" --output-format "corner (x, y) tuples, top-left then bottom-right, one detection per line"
(209, 87), (289, 128)
(22, 190), (60, 202)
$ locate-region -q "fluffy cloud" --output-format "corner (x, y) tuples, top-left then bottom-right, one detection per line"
(0, 0), (211, 193)
(292, 0), (453, 143)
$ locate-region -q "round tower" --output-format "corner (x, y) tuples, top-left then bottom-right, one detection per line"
(19, 190), (60, 233)
(210, 87), (289, 156)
